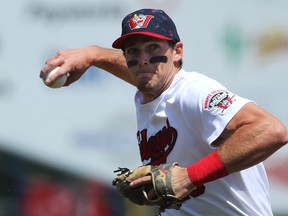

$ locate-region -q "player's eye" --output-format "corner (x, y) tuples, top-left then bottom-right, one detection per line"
(149, 44), (159, 51)
(126, 47), (138, 55)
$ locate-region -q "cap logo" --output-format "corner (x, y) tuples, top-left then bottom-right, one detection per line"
(128, 14), (154, 30)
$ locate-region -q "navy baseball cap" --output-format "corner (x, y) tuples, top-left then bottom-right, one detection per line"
(112, 9), (180, 49)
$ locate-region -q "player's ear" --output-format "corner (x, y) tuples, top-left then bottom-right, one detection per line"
(173, 42), (183, 65)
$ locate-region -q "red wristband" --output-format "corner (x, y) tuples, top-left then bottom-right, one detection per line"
(187, 151), (228, 187)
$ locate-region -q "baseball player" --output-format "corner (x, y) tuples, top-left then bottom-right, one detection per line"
(41, 8), (288, 216)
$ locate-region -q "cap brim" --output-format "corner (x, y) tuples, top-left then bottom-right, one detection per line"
(112, 32), (173, 49)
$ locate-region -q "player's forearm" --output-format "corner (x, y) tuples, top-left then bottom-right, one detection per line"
(41, 46), (135, 87)
(90, 46), (135, 86)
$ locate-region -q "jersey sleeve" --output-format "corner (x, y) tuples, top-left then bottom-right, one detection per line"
(199, 80), (251, 146)
(179, 77), (251, 148)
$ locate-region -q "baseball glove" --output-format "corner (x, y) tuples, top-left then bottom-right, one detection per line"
(112, 163), (183, 213)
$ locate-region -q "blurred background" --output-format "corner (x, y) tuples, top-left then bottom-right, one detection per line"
(0, 0), (287, 215)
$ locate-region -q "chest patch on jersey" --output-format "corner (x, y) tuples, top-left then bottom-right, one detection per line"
(204, 90), (236, 115)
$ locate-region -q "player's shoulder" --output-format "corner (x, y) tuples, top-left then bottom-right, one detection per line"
(172, 69), (228, 105)
(175, 69), (221, 92)
(176, 69), (215, 84)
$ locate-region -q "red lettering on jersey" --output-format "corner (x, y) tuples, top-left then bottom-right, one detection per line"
(137, 118), (177, 165)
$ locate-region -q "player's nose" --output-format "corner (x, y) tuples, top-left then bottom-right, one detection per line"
(138, 52), (150, 66)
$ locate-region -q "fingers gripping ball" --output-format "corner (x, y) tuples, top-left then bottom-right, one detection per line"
(43, 67), (67, 88)
(112, 163), (183, 213)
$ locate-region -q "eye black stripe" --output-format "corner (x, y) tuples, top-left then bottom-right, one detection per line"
(150, 56), (168, 64)
(127, 60), (138, 68)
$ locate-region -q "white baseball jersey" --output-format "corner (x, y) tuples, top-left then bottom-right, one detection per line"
(134, 69), (273, 216)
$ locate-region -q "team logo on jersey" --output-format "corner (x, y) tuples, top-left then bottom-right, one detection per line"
(128, 14), (154, 30)
(204, 90), (236, 115)
(137, 118), (177, 165)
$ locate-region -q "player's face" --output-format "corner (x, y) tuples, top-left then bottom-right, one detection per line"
(124, 36), (182, 103)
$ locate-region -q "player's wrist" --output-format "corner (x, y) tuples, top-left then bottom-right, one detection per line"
(186, 151), (228, 187)
(88, 45), (105, 66)
(91, 46), (119, 66)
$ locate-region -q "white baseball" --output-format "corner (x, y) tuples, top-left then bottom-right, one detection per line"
(43, 67), (67, 88)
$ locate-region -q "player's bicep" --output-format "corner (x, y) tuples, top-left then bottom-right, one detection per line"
(225, 102), (268, 133)
(212, 102), (264, 147)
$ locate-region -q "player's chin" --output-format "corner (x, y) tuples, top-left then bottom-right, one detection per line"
(136, 81), (154, 92)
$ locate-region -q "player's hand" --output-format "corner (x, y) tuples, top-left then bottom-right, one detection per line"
(40, 46), (98, 86)
(171, 166), (197, 199)
(130, 166), (196, 200)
